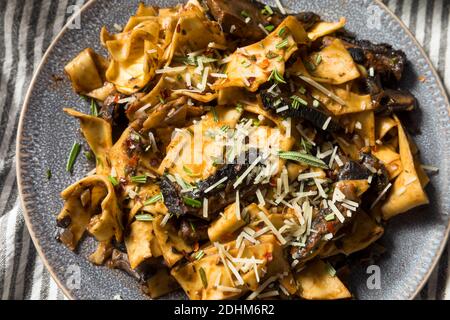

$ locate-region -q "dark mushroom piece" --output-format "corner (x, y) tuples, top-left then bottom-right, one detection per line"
(260, 90), (342, 133)
(107, 249), (163, 283)
(360, 152), (390, 202)
(160, 151), (261, 219)
(339, 152), (389, 207)
(291, 180), (362, 265)
(338, 160), (371, 181)
(159, 175), (191, 217)
(291, 207), (343, 263)
(339, 36), (407, 85)
(376, 89), (417, 116)
(205, 0), (319, 44)
(178, 218), (209, 244)
(99, 93), (131, 142)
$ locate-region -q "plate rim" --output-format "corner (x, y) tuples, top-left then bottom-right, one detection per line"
(15, 0), (450, 300)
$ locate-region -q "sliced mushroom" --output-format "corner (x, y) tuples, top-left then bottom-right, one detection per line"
(376, 89), (417, 116)
(260, 91), (341, 133)
(205, 0), (319, 44)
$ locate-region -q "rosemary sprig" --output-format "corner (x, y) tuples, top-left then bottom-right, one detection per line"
(278, 151), (328, 169)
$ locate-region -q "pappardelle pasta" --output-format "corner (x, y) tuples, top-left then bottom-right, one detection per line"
(59, 0), (432, 300)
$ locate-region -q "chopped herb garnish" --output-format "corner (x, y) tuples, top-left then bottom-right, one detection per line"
(266, 50), (278, 59)
(275, 38), (289, 50)
(176, 74), (183, 81)
(66, 142), (81, 172)
(278, 151), (329, 169)
(221, 125), (230, 132)
(199, 267), (208, 288)
(195, 250), (205, 260)
(211, 107), (219, 122)
(108, 176), (119, 186)
(262, 5), (274, 15)
(326, 263), (337, 277)
(291, 95), (308, 109)
(252, 119), (260, 127)
(212, 158), (222, 167)
(315, 54), (322, 65)
(84, 151), (94, 161)
(158, 96), (165, 104)
(135, 214), (154, 222)
(174, 55), (197, 66)
(298, 86), (306, 94)
(278, 26), (287, 38)
(301, 138), (313, 153)
(190, 221), (196, 233)
(240, 10), (250, 18)
(143, 193), (162, 206)
(324, 213), (335, 221)
(268, 69), (286, 84)
(90, 99), (98, 116)
(273, 98), (283, 107)
(183, 165), (193, 175)
(183, 197), (202, 208)
(241, 60), (251, 68)
(236, 103), (243, 113)
(265, 24), (275, 32)
(46, 169), (52, 180)
(197, 56), (218, 64)
(305, 61), (316, 72)
(131, 175), (148, 184)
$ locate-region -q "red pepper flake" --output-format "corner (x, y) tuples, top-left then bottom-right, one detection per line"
(269, 177), (277, 187)
(259, 58), (270, 69)
(326, 222), (336, 233)
(264, 251), (273, 262)
(418, 75), (426, 83)
(193, 242), (200, 251)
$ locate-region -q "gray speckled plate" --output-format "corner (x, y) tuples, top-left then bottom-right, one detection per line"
(17, 0), (450, 300)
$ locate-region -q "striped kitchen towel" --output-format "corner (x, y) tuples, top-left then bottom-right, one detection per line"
(0, 0), (449, 300)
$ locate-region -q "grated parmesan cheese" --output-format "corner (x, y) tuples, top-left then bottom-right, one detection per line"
(276, 105), (289, 113)
(258, 23), (269, 35)
(235, 190), (241, 220)
(256, 189), (266, 207)
(297, 172), (323, 181)
(421, 165), (439, 172)
(328, 200), (345, 223)
(217, 285), (242, 293)
(155, 65), (187, 74)
(210, 73), (228, 78)
(258, 211), (286, 244)
(204, 176), (228, 193)
(233, 156), (262, 188)
(322, 117), (332, 130)
(185, 72), (192, 87)
(275, 0), (287, 14)
(247, 276), (279, 300)
(208, 42), (228, 50)
(370, 183), (392, 209)
(160, 213), (171, 226)
(203, 198), (209, 218)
